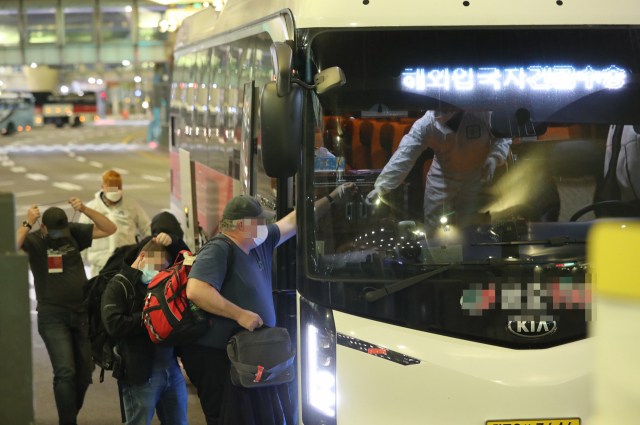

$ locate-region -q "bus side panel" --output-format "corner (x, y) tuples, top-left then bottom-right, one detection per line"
(331, 310), (591, 424)
(194, 161), (235, 237)
(169, 150), (183, 231)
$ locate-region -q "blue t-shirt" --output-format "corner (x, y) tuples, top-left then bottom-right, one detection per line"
(188, 224), (281, 349)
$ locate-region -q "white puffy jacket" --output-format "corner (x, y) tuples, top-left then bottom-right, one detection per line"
(79, 191), (151, 271)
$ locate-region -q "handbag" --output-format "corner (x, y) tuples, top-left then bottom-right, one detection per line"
(227, 325), (296, 388)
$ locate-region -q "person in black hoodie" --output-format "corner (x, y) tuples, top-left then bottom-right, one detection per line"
(101, 236), (188, 425)
(100, 211), (186, 276)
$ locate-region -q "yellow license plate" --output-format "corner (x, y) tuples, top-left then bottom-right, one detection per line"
(487, 420), (580, 425)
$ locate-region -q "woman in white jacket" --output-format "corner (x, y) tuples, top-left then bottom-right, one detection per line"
(80, 170), (151, 276)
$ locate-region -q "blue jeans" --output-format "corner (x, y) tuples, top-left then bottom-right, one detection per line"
(37, 312), (93, 425)
(120, 361), (188, 425)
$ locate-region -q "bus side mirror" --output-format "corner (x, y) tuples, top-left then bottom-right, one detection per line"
(270, 42), (293, 97)
(314, 67), (346, 95)
(260, 81), (303, 178)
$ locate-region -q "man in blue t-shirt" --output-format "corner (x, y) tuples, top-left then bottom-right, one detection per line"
(183, 188), (355, 425)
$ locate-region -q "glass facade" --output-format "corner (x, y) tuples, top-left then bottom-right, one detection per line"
(138, 5), (167, 42)
(63, 5), (94, 43)
(101, 6), (131, 42)
(0, 8), (20, 46)
(26, 8), (57, 44)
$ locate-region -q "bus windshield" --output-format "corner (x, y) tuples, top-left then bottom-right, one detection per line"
(298, 28), (640, 345)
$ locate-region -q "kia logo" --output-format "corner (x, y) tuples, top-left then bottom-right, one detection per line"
(507, 321), (557, 339)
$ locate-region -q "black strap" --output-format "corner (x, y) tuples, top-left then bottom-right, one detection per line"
(206, 235), (235, 284)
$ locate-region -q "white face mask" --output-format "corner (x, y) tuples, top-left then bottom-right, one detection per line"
(105, 190), (123, 202)
(253, 225), (268, 246)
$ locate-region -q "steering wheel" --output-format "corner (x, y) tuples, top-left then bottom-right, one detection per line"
(569, 200), (638, 222)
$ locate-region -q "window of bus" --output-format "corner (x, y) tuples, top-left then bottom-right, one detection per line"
(170, 55), (186, 147)
(207, 44), (230, 175)
(63, 4), (94, 43)
(25, 7), (57, 44)
(300, 27), (640, 290)
(191, 48), (211, 165)
(138, 5), (167, 42)
(101, 4), (131, 42)
(252, 34), (278, 204)
(0, 7), (20, 46)
(178, 52), (197, 152)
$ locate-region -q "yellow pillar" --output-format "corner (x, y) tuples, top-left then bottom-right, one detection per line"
(588, 221), (640, 424)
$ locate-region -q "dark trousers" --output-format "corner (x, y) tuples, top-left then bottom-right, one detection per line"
(37, 312), (93, 425)
(180, 344), (230, 425)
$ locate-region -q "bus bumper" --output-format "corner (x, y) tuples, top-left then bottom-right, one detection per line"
(316, 310), (590, 424)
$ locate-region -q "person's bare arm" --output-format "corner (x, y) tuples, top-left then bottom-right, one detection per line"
(69, 197), (117, 239)
(276, 210), (297, 246)
(17, 205), (39, 251)
(186, 277), (263, 331)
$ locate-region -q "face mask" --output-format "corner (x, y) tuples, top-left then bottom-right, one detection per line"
(253, 225), (268, 246)
(140, 266), (159, 285)
(105, 190), (123, 202)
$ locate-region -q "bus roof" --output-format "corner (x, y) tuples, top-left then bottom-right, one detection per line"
(177, 0), (640, 49)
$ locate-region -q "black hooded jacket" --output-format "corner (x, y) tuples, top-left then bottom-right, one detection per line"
(100, 212), (188, 275)
(100, 229), (187, 385)
(100, 264), (154, 384)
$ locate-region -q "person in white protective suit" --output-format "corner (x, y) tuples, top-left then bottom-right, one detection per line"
(366, 110), (512, 231)
(600, 125), (640, 202)
(80, 170), (151, 276)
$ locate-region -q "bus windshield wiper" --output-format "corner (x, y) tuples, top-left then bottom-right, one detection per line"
(364, 262), (460, 302)
(472, 236), (585, 247)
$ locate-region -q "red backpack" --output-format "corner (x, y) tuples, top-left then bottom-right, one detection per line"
(143, 236), (234, 346)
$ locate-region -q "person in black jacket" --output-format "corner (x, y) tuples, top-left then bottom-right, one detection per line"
(100, 211), (187, 276)
(101, 236), (188, 425)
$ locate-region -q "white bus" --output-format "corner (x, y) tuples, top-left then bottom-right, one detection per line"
(170, 2), (640, 424)
(0, 92), (35, 136)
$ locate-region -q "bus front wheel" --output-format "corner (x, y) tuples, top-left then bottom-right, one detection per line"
(55, 119), (64, 128)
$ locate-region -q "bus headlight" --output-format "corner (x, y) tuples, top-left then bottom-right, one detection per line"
(301, 296), (337, 425)
(308, 325), (336, 416)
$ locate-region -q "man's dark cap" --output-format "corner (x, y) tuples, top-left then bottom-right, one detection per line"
(222, 196), (276, 221)
(42, 207), (71, 239)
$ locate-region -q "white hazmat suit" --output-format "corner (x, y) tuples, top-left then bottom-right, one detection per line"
(79, 191), (151, 276)
(603, 125), (640, 202)
(367, 111), (512, 229)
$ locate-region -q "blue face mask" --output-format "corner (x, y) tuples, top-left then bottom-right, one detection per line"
(140, 267), (159, 285)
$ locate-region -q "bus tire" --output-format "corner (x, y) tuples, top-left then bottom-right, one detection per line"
(72, 117), (82, 127)
(3, 123), (15, 136)
(55, 119), (64, 128)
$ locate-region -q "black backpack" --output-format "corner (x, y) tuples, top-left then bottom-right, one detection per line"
(83, 269), (120, 382)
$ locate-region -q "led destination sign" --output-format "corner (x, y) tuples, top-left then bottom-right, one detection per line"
(402, 65), (626, 92)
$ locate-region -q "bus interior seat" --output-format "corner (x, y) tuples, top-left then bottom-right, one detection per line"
(341, 119), (354, 166)
(325, 131), (339, 155)
(354, 120), (374, 169)
(537, 125), (583, 141)
(546, 139), (604, 221)
(372, 122), (395, 168)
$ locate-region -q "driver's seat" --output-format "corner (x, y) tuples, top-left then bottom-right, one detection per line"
(546, 140), (605, 221)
